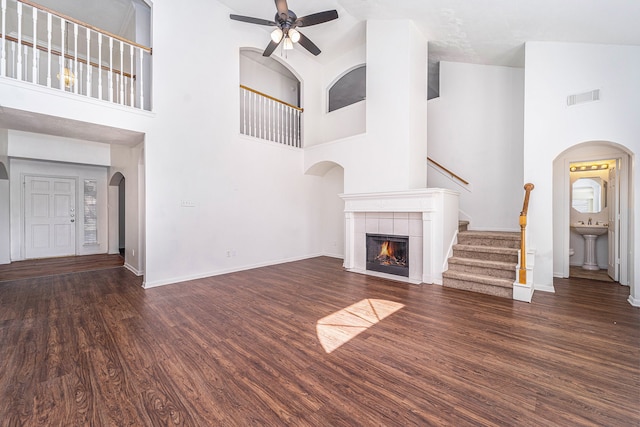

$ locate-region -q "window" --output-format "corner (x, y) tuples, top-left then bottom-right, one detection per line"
(328, 65), (366, 112)
(83, 179), (98, 245)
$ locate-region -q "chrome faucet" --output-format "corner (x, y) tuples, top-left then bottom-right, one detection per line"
(588, 217), (592, 225)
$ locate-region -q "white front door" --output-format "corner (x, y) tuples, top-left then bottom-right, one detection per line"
(24, 176), (76, 259)
(607, 166), (618, 281)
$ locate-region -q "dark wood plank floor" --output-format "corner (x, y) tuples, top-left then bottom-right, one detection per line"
(0, 254), (124, 282)
(0, 257), (638, 426)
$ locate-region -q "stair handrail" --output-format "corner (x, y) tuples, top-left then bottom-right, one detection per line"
(519, 183), (534, 284)
(427, 157), (469, 185)
(240, 84), (303, 112)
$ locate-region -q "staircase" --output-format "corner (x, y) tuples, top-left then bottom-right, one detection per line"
(443, 229), (521, 299)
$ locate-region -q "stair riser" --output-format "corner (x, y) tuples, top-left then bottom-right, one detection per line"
(453, 249), (518, 264)
(443, 278), (512, 299)
(457, 236), (520, 249)
(447, 263), (516, 280)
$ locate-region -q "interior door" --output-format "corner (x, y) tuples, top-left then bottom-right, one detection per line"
(24, 176), (76, 259)
(607, 165), (618, 280)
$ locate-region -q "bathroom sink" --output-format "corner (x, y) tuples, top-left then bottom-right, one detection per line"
(572, 224), (608, 236)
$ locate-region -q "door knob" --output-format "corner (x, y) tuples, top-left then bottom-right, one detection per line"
(70, 219), (75, 222)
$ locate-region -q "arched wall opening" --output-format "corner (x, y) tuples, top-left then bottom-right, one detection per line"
(109, 172), (126, 256)
(553, 140), (634, 292)
(306, 160), (346, 260)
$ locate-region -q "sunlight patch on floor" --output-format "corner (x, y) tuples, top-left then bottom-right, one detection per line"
(316, 299), (405, 353)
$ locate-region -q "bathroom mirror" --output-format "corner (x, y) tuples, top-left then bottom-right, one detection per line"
(572, 177), (605, 213)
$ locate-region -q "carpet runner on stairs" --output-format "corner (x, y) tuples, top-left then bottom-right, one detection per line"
(443, 230), (520, 299)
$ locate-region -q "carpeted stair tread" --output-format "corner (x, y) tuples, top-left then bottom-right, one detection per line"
(452, 244), (518, 255)
(443, 270), (513, 288)
(448, 257), (516, 270)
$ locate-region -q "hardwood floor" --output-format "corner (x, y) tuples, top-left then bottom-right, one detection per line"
(0, 257), (638, 426)
(0, 254), (124, 282)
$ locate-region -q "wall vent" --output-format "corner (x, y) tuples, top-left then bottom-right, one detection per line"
(567, 89), (600, 106)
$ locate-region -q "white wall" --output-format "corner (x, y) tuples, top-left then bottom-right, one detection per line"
(110, 142), (144, 275)
(524, 42), (639, 302)
(427, 61), (525, 231)
(304, 20), (428, 194)
(7, 130), (111, 165)
(140, 0), (337, 286)
(9, 158), (109, 260)
(240, 52), (300, 106)
(0, 130), (9, 264)
(319, 165), (345, 258)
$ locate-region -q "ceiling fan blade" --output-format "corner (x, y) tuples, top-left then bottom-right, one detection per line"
(263, 39), (281, 57)
(297, 32), (321, 56)
(230, 14), (276, 26)
(295, 10), (338, 27)
(274, 0), (289, 20)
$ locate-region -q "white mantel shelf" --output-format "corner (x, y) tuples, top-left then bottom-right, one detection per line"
(340, 188), (460, 285)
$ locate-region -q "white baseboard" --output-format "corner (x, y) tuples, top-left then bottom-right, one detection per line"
(142, 253), (324, 289)
(534, 283), (556, 293)
(124, 263), (142, 276)
(628, 295), (640, 307)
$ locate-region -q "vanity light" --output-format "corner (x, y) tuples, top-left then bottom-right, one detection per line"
(569, 164), (609, 172)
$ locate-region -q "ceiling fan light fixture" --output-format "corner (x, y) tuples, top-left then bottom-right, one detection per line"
(270, 27), (283, 43)
(288, 28), (301, 43)
(283, 37), (294, 50)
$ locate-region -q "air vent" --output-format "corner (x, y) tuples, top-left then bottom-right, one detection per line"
(567, 89), (600, 106)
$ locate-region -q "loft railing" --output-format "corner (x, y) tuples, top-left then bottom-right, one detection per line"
(427, 157), (470, 186)
(1, 0), (152, 110)
(519, 183), (534, 284)
(240, 84), (302, 148)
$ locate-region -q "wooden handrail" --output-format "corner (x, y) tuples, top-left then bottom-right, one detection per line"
(427, 157), (470, 185)
(240, 84), (304, 112)
(0, 33), (134, 79)
(19, 0), (152, 53)
(519, 183), (534, 284)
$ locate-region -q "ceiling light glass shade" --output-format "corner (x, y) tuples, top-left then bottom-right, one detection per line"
(283, 37), (293, 50)
(271, 28), (283, 43)
(288, 28), (301, 43)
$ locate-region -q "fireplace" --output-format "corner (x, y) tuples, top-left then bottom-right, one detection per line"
(366, 234), (409, 277)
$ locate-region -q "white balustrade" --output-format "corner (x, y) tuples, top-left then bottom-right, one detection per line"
(0, 0), (151, 110)
(239, 85), (302, 148)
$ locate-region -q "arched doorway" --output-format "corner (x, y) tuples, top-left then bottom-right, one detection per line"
(553, 141), (633, 287)
(109, 172), (125, 256)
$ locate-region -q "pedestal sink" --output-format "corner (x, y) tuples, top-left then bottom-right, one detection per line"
(572, 224), (608, 270)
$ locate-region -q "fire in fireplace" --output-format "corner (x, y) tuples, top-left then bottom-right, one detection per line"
(366, 234), (409, 277)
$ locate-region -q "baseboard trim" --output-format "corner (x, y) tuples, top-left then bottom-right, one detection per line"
(535, 283), (556, 293)
(142, 253), (324, 289)
(628, 295), (640, 307)
(124, 263), (142, 276)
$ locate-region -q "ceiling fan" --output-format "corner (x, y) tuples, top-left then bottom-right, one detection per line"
(230, 0), (338, 57)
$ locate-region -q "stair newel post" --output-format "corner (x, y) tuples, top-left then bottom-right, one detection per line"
(519, 183), (534, 284)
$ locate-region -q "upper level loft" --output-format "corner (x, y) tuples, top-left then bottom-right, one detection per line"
(1, 0), (152, 111)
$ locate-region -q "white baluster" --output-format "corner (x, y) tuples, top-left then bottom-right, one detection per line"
(129, 44), (134, 106)
(86, 28), (91, 97)
(97, 34), (102, 100)
(46, 13), (51, 87)
(1, 0), (6, 77)
(31, 5), (37, 83)
(242, 89), (246, 135)
(119, 41), (124, 104)
(253, 91), (258, 138)
(16, 1), (21, 80)
(268, 99), (272, 141)
(138, 47), (144, 109)
(108, 37), (113, 102)
(71, 23), (77, 93)
(78, 61), (83, 94)
(59, 19), (64, 89)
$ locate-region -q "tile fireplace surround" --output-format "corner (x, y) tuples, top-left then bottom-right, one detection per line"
(340, 189), (459, 285)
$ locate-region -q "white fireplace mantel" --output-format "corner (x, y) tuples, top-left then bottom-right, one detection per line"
(340, 189), (459, 285)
